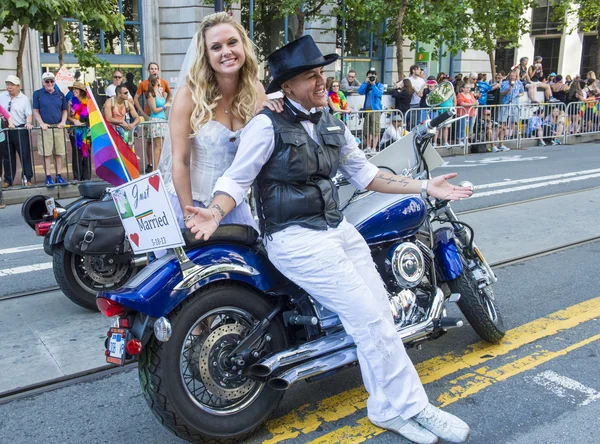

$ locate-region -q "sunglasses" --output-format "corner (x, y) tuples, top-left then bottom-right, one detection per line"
(44, 79), (55, 84)
(113, 75), (122, 79)
(332, 84), (340, 88)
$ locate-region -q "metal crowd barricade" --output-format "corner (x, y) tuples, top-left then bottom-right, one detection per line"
(344, 109), (404, 154)
(0, 126), (37, 187)
(467, 104), (519, 151)
(517, 102), (568, 147)
(404, 106), (469, 154)
(137, 119), (169, 173)
(565, 100), (600, 143)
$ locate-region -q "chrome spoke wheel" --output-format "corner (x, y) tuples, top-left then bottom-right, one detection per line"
(179, 307), (264, 416)
(480, 285), (499, 324)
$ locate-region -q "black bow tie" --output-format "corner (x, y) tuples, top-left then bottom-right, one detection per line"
(294, 109), (322, 124)
(284, 98), (322, 124)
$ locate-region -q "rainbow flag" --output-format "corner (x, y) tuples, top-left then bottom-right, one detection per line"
(86, 87), (139, 185)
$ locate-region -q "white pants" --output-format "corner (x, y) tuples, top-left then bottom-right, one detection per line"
(265, 218), (428, 421)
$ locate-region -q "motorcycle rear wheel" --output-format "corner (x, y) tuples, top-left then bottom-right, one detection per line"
(448, 262), (505, 344)
(138, 283), (288, 443)
(53, 245), (135, 311)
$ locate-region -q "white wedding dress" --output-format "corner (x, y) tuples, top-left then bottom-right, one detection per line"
(164, 120), (258, 230)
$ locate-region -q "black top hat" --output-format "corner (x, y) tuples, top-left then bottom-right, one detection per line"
(265, 35), (338, 94)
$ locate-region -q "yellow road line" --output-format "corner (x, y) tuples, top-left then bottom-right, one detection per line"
(306, 333), (600, 444)
(264, 296), (600, 443)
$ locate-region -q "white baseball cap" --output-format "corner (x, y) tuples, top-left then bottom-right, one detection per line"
(41, 71), (55, 81)
(5, 75), (21, 86)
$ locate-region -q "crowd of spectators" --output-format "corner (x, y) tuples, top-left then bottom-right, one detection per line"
(2, 54), (600, 203)
(325, 56), (600, 154)
(0, 62), (172, 200)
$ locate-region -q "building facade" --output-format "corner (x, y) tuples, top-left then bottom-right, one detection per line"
(0, 1), (593, 96)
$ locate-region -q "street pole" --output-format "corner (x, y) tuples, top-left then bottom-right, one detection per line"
(215, 0), (224, 12)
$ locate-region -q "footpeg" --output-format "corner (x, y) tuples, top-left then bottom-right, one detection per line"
(439, 317), (464, 329)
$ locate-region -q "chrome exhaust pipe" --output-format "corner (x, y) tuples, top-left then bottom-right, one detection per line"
(266, 288), (446, 389)
(249, 329), (354, 377)
(269, 348), (358, 390)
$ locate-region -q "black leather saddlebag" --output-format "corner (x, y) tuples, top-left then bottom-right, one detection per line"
(64, 200), (128, 255)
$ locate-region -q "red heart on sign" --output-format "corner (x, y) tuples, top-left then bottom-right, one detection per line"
(148, 174), (160, 192)
(130, 233), (140, 247)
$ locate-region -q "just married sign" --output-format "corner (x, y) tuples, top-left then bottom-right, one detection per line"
(110, 171), (185, 254)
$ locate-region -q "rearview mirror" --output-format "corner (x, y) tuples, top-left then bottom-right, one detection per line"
(426, 81), (455, 107)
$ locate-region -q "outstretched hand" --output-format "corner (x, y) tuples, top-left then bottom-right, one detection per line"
(427, 173), (473, 200)
(184, 206), (219, 241)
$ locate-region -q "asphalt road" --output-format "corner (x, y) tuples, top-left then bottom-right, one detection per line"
(1, 242), (598, 444)
(0, 141), (599, 443)
(2, 141), (598, 297)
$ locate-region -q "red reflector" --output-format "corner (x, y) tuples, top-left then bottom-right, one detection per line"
(126, 339), (142, 355)
(35, 221), (53, 236)
(96, 298), (126, 317)
(118, 318), (130, 328)
(105, 350), (109, 356)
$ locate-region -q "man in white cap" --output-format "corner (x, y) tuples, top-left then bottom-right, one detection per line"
(32, 71), (68, 187)
(0, 75), (34, 188)
(185, 35), (472, 444)
(379, 114), (405, 149)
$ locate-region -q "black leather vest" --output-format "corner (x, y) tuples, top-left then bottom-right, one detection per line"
(255, 107), (346, 236)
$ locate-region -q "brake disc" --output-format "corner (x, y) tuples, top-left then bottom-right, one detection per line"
(199, 323), (255, 399)
(83, 255), (129, 284)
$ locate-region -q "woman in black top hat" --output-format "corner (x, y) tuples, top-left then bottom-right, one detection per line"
(186, 35), (472, 444)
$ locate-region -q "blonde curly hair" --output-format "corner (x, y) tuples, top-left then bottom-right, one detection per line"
(187, 12), (259, 136)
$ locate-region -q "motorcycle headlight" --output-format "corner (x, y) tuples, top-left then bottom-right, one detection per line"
(390, 242), (425, 288)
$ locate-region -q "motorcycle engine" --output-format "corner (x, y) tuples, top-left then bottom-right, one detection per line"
(389, 289), (419, 326)
(388, 242), (426, 288)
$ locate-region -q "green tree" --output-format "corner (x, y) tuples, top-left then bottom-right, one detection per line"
(553, 0), (600, 74)
(467, 0), (534, 77)
(344, 0), (470, 77)
(0, 0), (124, 78)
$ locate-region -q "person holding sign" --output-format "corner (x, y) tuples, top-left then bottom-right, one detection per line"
(184, 36), (472, 444)
(159, 12), (283, 229)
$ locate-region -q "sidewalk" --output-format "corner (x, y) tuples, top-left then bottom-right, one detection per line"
(1, 189), (599, 395)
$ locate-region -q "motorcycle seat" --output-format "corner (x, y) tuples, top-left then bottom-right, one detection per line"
(183, 224), (259, 249)
(78, 181), (111, 199)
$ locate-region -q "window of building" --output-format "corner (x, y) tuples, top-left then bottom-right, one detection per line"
(337, 17), (385, 83)
(531, 1), (561, 36)
(40, 0), (142, 59)
(580, 35), (599, 76)
(495, 42), (516, 75)
(534, 37), (561, 77)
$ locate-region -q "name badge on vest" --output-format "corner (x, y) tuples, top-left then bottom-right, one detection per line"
(327, 126), (342, 132)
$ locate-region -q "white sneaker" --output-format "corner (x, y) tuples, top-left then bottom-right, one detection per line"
(538, 140), (547, 146)
(499, 145), (510, 151)
(491, 146), (500, 153)
(413, 403), (470, 443)
(443, 142), (451, 148)
(371, 416), (439, 444)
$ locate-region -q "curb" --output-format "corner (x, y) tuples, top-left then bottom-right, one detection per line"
(2, 184), (81, 206)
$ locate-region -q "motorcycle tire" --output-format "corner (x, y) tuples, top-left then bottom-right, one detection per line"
(448, 262), (506, 344)
(138, 282), (288, 444)
(53, 244), (135, 311)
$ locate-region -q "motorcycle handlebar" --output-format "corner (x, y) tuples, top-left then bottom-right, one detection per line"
(428, 108), (456, 129)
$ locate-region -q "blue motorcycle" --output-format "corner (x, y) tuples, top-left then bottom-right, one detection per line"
(97, 83), (504, 443)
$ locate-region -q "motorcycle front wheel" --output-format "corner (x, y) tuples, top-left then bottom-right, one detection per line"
(448, 258), (506, 343)
(53, 245), (136, 311)
(138, 283), (288, 443)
